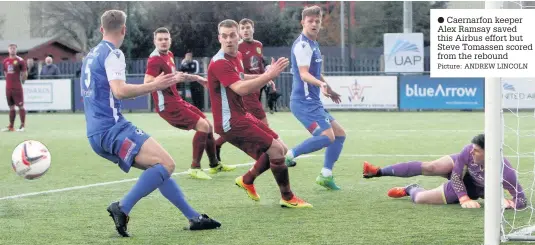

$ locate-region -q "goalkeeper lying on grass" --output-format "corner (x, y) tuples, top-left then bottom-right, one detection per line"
(363, 134), (527, 209)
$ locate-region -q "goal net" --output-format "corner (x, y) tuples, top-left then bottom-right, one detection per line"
(487, 2), (535, 243)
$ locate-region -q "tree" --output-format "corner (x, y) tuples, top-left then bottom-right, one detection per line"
(32, 1), (133, 52)
(138, 1), (300, 57)
(351, 1), (448, 48)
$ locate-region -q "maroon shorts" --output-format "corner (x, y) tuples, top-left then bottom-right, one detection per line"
(242, 93), (266, 120)
(6, 88), (24, 107)
(159, 101), (206, 130)
(222, 114), (278, 160)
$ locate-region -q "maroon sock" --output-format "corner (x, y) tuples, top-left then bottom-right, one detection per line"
(205, 132), (219, 168)
(8, 110), (15, 128)
(19, 109), (25, 127)
(243, 153), (270, 185)
(191, 131), (208, 169)
(215, 136), (226, 161)
(270, 158), (294, 201)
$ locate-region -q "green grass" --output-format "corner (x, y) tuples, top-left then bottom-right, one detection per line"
(1, 111), (535, 245)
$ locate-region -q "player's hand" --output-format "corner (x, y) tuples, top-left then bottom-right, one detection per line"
(152, 72), (181, 90)
(268, 80), (275, 88)
(459, 196), (481, 209)
(173, 72), (187, 83)
(503, 199), (516, 209)
(195, 75), (208, 88)
(265, 57), (289, 79)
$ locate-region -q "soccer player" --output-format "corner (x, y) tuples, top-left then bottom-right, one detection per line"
(214, 18), (275, 162)
(2, 43), (27, 132)
(284, 6), (345, 190)
(207, 19), (312, 208)
(144, 27), (235, 180)
(377, 134), (527, 209)
(81, 10), (220, 237)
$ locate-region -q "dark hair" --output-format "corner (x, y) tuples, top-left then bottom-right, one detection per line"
(302, 5), (323, 20)
(471, 134), (485, 150)
(153, 27), (170, 37)
(239, 18), (254, 28)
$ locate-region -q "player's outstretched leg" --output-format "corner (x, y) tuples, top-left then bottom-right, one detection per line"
(2, 105), (16, 132)
(316, 120), (345, 190)
(187, 118), (213, 180)
(158, 177), (221, 230)
(215, 136), (226, 162)
(16, 104), (25, 132)
(387, 183), (446, 205)
(205, 120), (236, 174)
(285, 130), (332, 167)
(363, 155), (454, 179)
(268, 140), (312, 208)
(235, 153), (270, 201)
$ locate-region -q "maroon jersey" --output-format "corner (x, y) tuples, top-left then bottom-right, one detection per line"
(145, 49), (181, 112)
(3, 56), (26, 89)
(238, 40), (264, 75)
(207, 50), (247, 135)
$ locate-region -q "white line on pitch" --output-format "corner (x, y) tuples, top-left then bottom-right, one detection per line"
(1, 153), (533, 201)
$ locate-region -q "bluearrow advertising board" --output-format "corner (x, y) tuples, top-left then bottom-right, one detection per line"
(399, 75), (484, 110)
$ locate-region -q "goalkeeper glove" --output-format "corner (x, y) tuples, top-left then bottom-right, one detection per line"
(503, 199), (516, 209)
(459, 195), (481, 209)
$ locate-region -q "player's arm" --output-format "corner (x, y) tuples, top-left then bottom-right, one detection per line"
(293, 41), (325, 87)
(107, 50), (178, 99)
(502, 158), (527, 209)
(450, 146), (480, 208)
(215, 58), (288, 96)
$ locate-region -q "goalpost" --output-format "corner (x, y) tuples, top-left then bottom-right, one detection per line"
(485, 2), (535, 244)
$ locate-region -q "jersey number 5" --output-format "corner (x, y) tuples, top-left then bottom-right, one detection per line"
(84, 59), (93, 88)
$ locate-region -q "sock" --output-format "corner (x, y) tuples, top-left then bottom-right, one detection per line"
(215, 137), (226, 161)
(243, 153), (270, 184)
(19, 109), (25, 127)
(322, 136), (345, 175)
(291, 135), (332, 158)
(406, 185), (425, 203)
(205, 132), (219, 168)
(8, 109), (15, 128)
(158, 178), (200, 219)
(120, 164), (170, 215)
(321, 168), (332, 177)
(269, 158), (293, 201)
(379, 161), (423, 177)
(191, 131), (208, 169)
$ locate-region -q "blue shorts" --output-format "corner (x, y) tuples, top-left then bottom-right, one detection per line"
(290, 100), (335, 136)
(88, 121), (150, 173)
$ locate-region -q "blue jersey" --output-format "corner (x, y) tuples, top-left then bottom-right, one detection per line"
(81, 40), (127, 137)
(290, 33), (323, 102)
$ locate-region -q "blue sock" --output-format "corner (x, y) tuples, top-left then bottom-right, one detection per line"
(120, 164), (170, 215)
(292, 135), (332, 158)
(159, 178), (200, 219)
(323, 136), (345, 170)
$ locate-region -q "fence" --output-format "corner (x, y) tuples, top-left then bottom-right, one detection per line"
(2, 72), (533, 113)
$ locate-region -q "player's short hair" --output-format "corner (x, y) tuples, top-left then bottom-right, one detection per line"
(100, 10), (127, 32)
(301, 5), (323, 20)
(239, 18), (254, 28)
(471, 134), (485, 150)
(153, 27), (170, 38)
(218, 19), (239, 33)
(8, 43), (17, 48)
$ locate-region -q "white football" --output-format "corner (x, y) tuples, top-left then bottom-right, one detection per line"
(11, 140), (51, 180)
